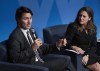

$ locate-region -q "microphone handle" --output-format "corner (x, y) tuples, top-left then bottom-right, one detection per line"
(33, 33), (37, 40)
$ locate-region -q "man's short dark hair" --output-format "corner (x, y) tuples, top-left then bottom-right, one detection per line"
(15, 6), (33, 21)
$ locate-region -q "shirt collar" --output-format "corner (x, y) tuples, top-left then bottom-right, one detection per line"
(20, 28), (29, 33)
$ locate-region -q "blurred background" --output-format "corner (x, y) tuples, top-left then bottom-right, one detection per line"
(0, 0), (100, 42)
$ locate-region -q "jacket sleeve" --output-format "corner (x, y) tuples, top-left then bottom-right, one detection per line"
(65, 24), (75, 48)
(39, 43), (58, 55)
(85, 33), (97, 56)
(7, 37), (34, 63)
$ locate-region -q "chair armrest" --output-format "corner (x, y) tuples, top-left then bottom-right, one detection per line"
(76, 54), (89, 71)
(64, 51), (89, 71)
(0, 62), (48, 71)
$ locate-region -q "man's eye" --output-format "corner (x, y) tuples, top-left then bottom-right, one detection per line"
(23, 18), (28, 20)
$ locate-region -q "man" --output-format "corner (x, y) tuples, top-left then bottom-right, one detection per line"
(7, 6), (72, 71)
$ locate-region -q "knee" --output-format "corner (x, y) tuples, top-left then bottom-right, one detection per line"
(95, 63), (100, 71)
(60, 55), (71, 62)
(66, 55), (71, 62)
(87, 62), (100, 71)
(61, 55), (71, 65)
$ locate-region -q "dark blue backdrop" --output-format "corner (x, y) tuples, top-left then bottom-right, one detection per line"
(0, 0), (100, 42)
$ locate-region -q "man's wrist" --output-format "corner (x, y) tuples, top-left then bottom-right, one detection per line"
(56, 42), (60, 50)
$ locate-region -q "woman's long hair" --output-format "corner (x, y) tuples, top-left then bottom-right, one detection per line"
(73, 7), (96, 35)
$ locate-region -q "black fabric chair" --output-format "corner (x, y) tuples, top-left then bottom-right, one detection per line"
(43, 24), (89, 71)
(96, 42), (100, 56)
(0, 40), (48, 71)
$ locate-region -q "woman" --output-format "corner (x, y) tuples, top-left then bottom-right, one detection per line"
(65, 7), (100, 71)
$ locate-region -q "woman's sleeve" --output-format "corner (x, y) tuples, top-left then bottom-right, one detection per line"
(85, 33), (97, 56)
(65, 24), (75, 47)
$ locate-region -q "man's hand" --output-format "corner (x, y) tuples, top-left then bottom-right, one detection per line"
(56, 38), (67, 48)
(32, 38), (42, 50)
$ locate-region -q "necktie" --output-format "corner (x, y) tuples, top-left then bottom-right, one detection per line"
(34, 50), (44, 63)
(27, 31), (33, 45)
(27, 31), (44, 63)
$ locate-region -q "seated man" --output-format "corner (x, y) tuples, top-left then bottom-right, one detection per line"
(7, 6), (75, 71)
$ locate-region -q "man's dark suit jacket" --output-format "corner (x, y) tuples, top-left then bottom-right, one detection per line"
(7, 27), (58, 64)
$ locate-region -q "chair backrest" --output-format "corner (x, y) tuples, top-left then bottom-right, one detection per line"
(0, 40), (8, 62)
(43, 24), (90, 71)
(43, 24), (68, 44)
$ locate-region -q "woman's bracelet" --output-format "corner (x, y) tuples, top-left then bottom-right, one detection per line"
(86, 55), (89, 57)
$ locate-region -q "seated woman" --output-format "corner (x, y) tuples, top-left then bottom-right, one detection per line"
(65, 7), (100, 71)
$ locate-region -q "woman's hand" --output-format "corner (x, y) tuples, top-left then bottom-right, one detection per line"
(71, 46), (85, 54)
(82, 55), (89, 65)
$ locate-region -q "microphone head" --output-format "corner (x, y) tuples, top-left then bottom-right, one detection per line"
(31, 28), (38, 39)
(31, 28), (35, 33)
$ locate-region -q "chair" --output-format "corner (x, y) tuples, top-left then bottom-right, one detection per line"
(96, 42), (100, 56)
(0, 40), (48, 71)
(43, 24), (89, 71)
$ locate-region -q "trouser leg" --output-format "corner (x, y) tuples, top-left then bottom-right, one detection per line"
(32, 54), (71, 71)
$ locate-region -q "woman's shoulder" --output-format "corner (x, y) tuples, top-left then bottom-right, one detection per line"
(68, 22), (76, 28)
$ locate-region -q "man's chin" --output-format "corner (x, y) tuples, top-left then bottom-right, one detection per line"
(24, 27), (31, 30)
(27, 26), (31, 29)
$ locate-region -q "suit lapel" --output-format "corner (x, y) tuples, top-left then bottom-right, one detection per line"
(81, 30), (91, 42)
(29, 30), (34, 41)
(17, 27), (31, 47)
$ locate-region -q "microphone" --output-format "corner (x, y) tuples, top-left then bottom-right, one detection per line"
(31, 28), (38, 40)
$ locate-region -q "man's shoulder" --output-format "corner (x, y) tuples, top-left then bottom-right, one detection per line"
(9, 27), (22, 39)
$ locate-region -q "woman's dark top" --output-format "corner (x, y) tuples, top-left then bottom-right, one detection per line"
(65, 23), (100, 65)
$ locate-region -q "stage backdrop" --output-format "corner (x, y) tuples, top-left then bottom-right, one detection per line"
(0, 0), (100, 42)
